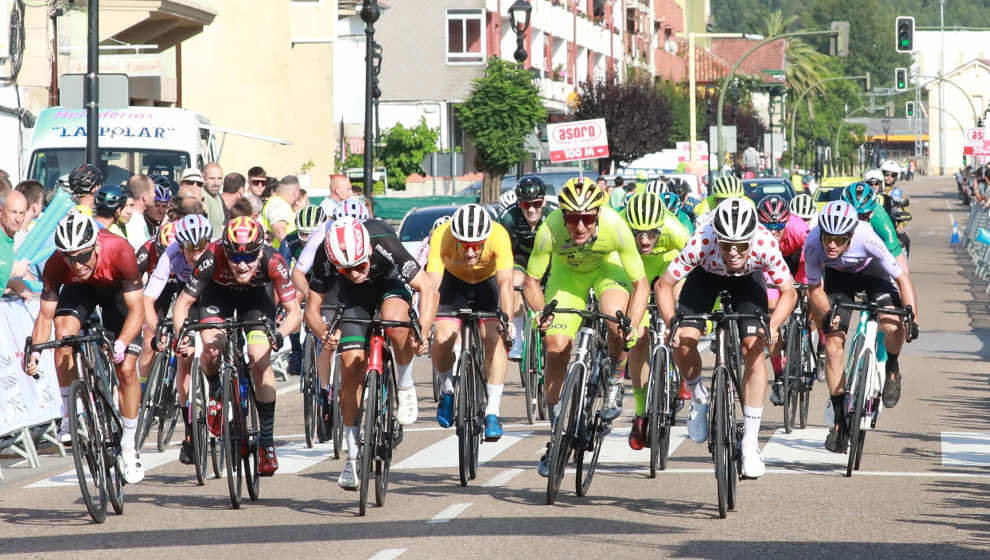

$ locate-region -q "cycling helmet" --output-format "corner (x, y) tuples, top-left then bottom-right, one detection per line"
(645, 178), (665, 196)
(94, 185), (126, 213)
(558, 177), (606, 212)
(515, 176), (547, 201)
(431, 215), (452, 234)
(55, 212), (99, 252)
(818, 200), (858, 235)
(222, 217), (264, 254)
(841, 182), (878, 215)
(450, 203), (492, 243)
(174, 214), (212, 248)
(625, 192), (668, 231)
(295, 205), (327, 234)
(711, 175), (744, 200)
(660, 191), (682, 214)
(68, 164), (103, 195)
(712, 198), (758, 242)
(325, 216), (372, 268)
(863, 168), (884, 184)
(152, 175), (173, 202)
(55, 174), (70, 190)
(880, 160), (900, 174)
(332, 198), (370, 221)
(789, 193), (815, 220)
(498, 190), (517, 212)
(670, 177), (691, 199)
(756, 194), (790, 224)
(156, 220), (177, 250)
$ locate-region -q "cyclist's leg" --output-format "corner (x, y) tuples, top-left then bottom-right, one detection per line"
(732, 273), (771, 444)
(508, 266), (527, 358)
(238, 290), (281, 474)
(542, 262), (594, 411)
(627, 305), (651, 449)
(596, 258), (632, 420)
(867, 269), (906, 407)
(380, 282), (418, 425)
(431, 271), (467, 426)
(474, 277), (507, 435)
(820, 269), (854, 450)
(52, 286), (89, 439)
(331, 289), (373, 485)
(673, 269), (716, 443)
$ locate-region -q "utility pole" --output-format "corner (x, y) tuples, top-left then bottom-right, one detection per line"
(938, 0), (945, 175)
(85, 0), (99, 165)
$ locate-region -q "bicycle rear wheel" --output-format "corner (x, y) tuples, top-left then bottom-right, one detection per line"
(136, 352), (167, 450)
(576, 358), (607, 497)
(782, 322), (800, 434)
(302, 333), (318, 449)
(221, 370), (243, 509)
(522, 325), (539, 424)
(190, 365), (209, 486)
(244, 383), (260, 501)
(455, 355), (473, 487)
(469, 357), (484, 480)
(846, 351), (870, 478)
(70, 380), (107, 523)
(546, 367), (580, 505)
(359, 371), (379, 516)
(157, 377), (179, 452)
(712, 366), (732, 519)
(100, 407), (125, 516)
(375, 362), (396, 507)
(331, 353), (344, 459)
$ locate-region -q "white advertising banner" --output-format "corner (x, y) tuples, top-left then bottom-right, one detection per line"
(0, 298), (61, 438)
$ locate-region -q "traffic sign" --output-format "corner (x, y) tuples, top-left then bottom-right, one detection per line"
(547, 118), (610, 163)
(965, 128), (986, 145)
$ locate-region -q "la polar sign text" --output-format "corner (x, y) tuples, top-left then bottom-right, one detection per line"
(547, 118), (610, 163)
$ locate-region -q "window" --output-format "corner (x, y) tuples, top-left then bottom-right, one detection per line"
(446, 9), (485, 64)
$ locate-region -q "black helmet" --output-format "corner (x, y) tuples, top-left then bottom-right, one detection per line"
(68, 164), (103, 195)
(94, 184), (126, 214)
(515, 175), (547, 201)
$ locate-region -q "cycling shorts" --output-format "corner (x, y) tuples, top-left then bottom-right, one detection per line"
(543, 253), (631, 340)
(822, 260), (902, 335)
(198, 284), (277, 345)
(154, 281), (182, 318)
(55, 284), (142, 355)
(676, 268), (768, 338)
(438, 271), (499, 315)
(321, 272), (412, 353)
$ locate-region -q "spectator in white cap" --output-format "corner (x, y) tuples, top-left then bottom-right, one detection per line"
(178, 168), (205, 206)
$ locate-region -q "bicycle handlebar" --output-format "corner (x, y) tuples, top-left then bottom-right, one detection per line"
(539, 299), (632, 338)
(177, 318), (280, 348)
(24, 332), (109, 380)
(832, 302), (917, 342)
(321, 303), (424, 345)
(670, 310), (771, 342)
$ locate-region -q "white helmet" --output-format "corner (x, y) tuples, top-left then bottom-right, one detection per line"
(789, 193), (815, 220)
(818, 200), (858, 235)
(431, 215), (452, 234)
(864, 168), (884, 183)
(880, 160), (900, 174)
(450, 203), (492, 243)
(174, 214), (213, 247)
(498, 190), (517, 212)
(332, 198), (370, 221)
(324, 216), (372, 268)
(712, 198), (758, 242)
(645, 178), (665, 196)
(55, 212), (99, 253)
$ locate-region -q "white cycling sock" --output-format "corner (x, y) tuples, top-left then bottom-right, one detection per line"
(485, 384), (504, 416)
(397, 360), (415, 389)
(120, 415), (138, 453)
(344, 425), (358, 458)
(60, 386), (70, 421)
(742, 406), (763, 451)
(439, 368), (454, 394)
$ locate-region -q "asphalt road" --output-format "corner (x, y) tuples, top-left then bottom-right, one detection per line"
(2, 175), (989, 559)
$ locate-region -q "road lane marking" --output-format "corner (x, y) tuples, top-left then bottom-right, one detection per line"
(761, 428), (847, 467)
(25, 448), (180, 488)
(276, 384), (299, 396)
(598, 426), (689, 464)
(368, 549), (406, 560)
(940, 432), (990, 466)
(428, 502), (472, 523)
(394, 431), (532, 470)
(483, 468), (523, 487)
(271, 441), (336, 474)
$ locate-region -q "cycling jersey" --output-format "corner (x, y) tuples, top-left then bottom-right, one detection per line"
(426, 221), (513, 284)
(277, 230), (307, 264)
(185, 243), (296, 304)
(144, 243), (194, 301)
(692, 194), (755, 218)
(42, 229), (142, 295)
(308, 219), (421, 293)
(295, 219), (333, 275)
(135, 239), (161, 277)
(527, 206), (645, 281)
(675, 209), (695, 235)
(868, 205), (903, 257)
(667, 222), (792, 286)
(640, 217), (690, 283)
(498, 202), (556, 268)
(803, 221), (904, 286)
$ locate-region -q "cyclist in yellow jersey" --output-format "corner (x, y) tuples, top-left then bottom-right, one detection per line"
(692, 175), (754, 219)
(426, 204), (515, 440)
(524, 178), (649, 477)
(622, 192), (689, 449)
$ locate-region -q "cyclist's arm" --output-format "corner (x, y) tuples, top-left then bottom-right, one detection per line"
(614, 220), (648, 329)
(278, 237), (293, 263)
(118, 288), (145, 346)
(143, 295), (159, 335)
(496, 267), (514, 325)
(408, 269), (437, 336)
(172, 290), (195, 335)
(304, 287), (330, 340)
(523, 221), (553, 312)
(271, 220), (289, 244)
(655, 270), (679, 327)
(772, 281), (798, 332)
(30, 290), (58, 353)
(269, 254), (302, 337)
(425, 224), (446, 286)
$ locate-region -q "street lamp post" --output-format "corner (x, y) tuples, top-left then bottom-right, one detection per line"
(372, 41), (383, 167)
(85, 0), (99, 165)
(509, 1), (533, 64)
(881, 118), (891, 157)
(361, 0), (380, 204)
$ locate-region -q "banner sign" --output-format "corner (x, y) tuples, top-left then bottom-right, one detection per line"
(0, 299), (61, 438)
(547, 118), (610, 163)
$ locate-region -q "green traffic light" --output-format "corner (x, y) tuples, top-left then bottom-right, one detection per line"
(901, 39), (909, 47)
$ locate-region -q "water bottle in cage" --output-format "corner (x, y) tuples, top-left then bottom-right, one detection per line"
(239, 373), (250, 413)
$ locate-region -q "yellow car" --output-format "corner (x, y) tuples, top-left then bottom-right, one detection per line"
(814, 176), (859, 210)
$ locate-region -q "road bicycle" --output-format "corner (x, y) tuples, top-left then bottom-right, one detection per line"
(672, 291), (768, 519)
(645, 305), (681, 477)
(543, 298), (630, 505)
(779, 284), (817, 433)
(323, 304), (422, 515)
(136, 321), (180, 453)
(300, 325), (342, 455)
(26, 325), (125, 523)
(835, 299), (914, 477)
(517, 286), (548, 424)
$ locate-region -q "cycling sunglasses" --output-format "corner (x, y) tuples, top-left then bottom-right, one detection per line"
(563, 212), (597, 227)
(866, 179), (882, 187)
(762, 221), (786, 232)
(458, 240), (485, 252)
(181, 239), (210, 251)
(883, 172), (897, 177)
(822, 233), (853, 246)
(228, 250), (260, 264)
(717, 240), (750, 253)
(337, 261), (370, 275)
(519, 199), (544, 210)
(63, 247), (95, 265)
(632, 228), (661, 239)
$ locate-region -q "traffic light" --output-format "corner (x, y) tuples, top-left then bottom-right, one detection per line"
(906, 101), (915, 117)
(895, 67), (908, 91)
(896, 16), (914, 53)
(830, 21), (850, 57)
(863, 72), (871, 92)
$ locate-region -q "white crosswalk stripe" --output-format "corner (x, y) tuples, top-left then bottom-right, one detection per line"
(598, 426), (689, 464)
(940, 432), (990, 466)
(394, 431), (533, 470)
(761, 428), (847, 467)
(26, 448), (180, 488)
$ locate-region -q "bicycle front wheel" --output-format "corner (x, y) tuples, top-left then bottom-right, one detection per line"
(244, 383), (260, 502)
(576, 358), (607, 497)
(648, 347), (671, 476)
(375, 364), (397, 507)
(190, 365), (209, 486)
(455, 355), (473, 487)
(302, 333), (318, 449)
(359, 371), (379, 516)
(70, 380), (108, 523)
(156, 376), (179, 453)
(546, 367), (580, 505)
(846, 351), (871, 478)
(95, 385), (125, 517)
(136, 352), (167, 450)
(331, 353), (344, 459)
(712, 366), (732, 519)
(221, 370), (243, 509)
(783, 322), (801, 434)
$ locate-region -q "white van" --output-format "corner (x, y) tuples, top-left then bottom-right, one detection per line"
(24, 106), (216, 191)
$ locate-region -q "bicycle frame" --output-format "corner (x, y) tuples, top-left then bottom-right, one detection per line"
(844, 309), (883, 428)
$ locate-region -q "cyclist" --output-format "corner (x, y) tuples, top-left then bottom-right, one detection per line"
(661, 191), (695, 234)
(656, 199), (798, 478)
(68, 164), (103, 214)
(497, 175), (557, 359)
(143, 214), (213, 465)
(525, 178), (649, 476)
(693, 175), (754, 229)
(304, 216), (436, 489)
(789, 193), (816, 226)
(756, 195), (810, 406)
(623, 192), (689, 449)
(278, 205), (328, 377)
(428, 204), (515, 440)
(25, 212), (146, 483)
(842, 182), (909, 277)
(498, 190), (517, 215)
(93, 185), (133, 238)
(804, 201), (919, 453)
(291, 199), (370, 298)
(879, 160), (903, 208)
(171, 217), (302, 476)
(146, 176), (173, 230)
(415, 215), (452, 267)
(136, 221), (176, 389)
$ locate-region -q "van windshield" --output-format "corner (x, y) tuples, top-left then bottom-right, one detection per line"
(29, 148), (190, 190)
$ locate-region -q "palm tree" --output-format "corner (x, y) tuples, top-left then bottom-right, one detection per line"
(763, 9), (832, 118)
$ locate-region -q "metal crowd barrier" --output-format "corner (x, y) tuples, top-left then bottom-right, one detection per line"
(962, 203), (990, 293)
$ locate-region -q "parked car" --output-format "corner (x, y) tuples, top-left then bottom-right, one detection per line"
(397, 205), (458, 256)
(456, 170), (584, 198)
(743, 178), (796, 205)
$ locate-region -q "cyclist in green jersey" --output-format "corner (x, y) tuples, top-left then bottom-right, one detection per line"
(524, 178), (650, 476)
(692, 175), (754, 222)
(843, 181), (909, 274)
(623, 192), (689, 449)
(661, 191), (695, 235)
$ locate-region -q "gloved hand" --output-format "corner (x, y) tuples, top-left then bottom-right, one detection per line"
(272, 331), (285, 351)
(25, 351), (41, 377)
(113, 340), (127, 364)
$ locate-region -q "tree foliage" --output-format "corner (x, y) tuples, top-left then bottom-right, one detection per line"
(574, 76), (673, 171)
(380, 118), (439, 190)
(457, 58), (546, 203)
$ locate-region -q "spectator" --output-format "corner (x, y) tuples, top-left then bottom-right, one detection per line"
(0, 190), (31, 299)
(0, 171), (11, 198)
(261, 175), (300, 248)
(294, 189), (309, 213)
(178, 168), (205, 203)
(609, 176), (626, 210)
(229, 197), (254, 219)
(244, 194), (264, 220)
(742, 145), (760, 176)
(202, 162), (227, 234)
(14, 180), (44, 245)
(263, 176), (277, 202)
(175, 198), (205, 219)
(222, 172), (244, 210)
(319, 173), (354, 215)
(247, 166), (267, 198)
(596, 175), (609, 194)
(124, 174), (155, 249)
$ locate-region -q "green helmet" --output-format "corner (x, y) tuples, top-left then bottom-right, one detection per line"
(711, 175), (744, 200)
(295, 205), (327, 234)
(841, 182), (878, 215)
(625, 192), (667, 231)
(515, 175), (547, 201)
